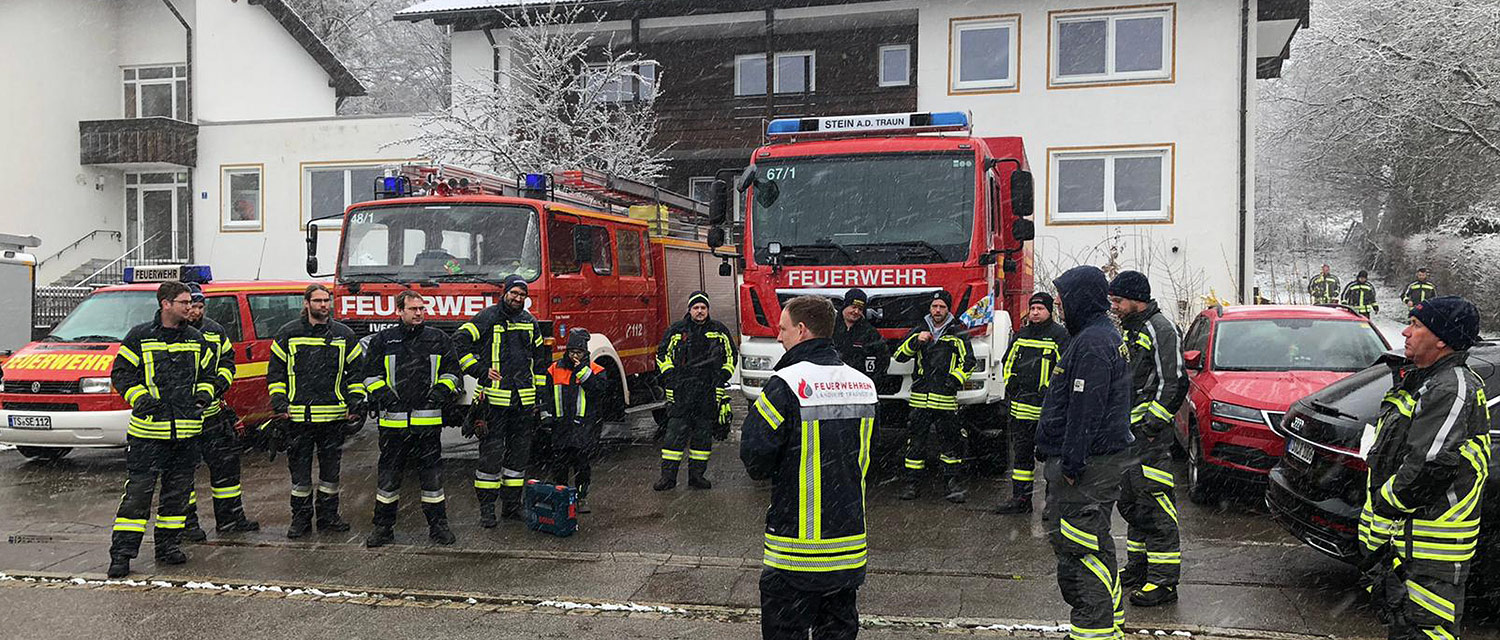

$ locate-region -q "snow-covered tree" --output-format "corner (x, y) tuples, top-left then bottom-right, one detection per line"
(288, 0), (450, 115)
(407, 4), (667, 181)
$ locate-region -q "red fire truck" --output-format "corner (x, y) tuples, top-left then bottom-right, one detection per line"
(703, 111), (1036, 420)
(306, 164), (736, 420)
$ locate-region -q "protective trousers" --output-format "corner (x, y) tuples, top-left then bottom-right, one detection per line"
(1045, 450), (1128, 640)
(1009, 417), (1039, 499)
(903, 407), (965, 478)
(184, 412), (249, 530)
(1117, 436), (1181, 588)
(552, 445), (593, 492)
(759, 569), (859, 640)
(373, 426), (447, 529)
(1365, 542), (1470, 640)
(662, 384), (715, 478)
(286, 421), (345, 526)
(475, 405), (536, 510)
(110, 436), (196, 560)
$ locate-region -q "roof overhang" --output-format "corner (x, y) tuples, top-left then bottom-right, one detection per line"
(249, 0), (368, 98)
(1256, 0), (1311, 79)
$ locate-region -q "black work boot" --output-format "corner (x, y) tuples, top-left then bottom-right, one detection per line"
(687, 461), (712, 490)
(106, 556), (131, 579)
(424, 502), (456, 545)
(182, 524), (209, 543)
(1130, 583), (1178, 607)
(316, 494), (350, 532)
(993, 496), (1033, 515)
(365, 525), (395, 548)
(500, 501), (524, 522)
(653, 462), (679, 492)
(216, 517), (260, 534)
(478, 502), (498, 529)
(899, 477), (919, 501)
(155, 547), (188, 566)
(944, 477), (967, 504)
(287, 509), (313, 539)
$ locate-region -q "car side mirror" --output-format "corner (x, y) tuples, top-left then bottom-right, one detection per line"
(1184, 350), (1203, 370)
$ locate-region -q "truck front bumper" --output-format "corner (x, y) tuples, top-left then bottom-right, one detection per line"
(0, 409), (130, 448)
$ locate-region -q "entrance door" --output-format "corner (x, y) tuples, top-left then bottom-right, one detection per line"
(125, 172), (191, 261)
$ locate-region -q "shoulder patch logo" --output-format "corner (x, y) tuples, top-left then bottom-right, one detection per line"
(798, 379), (815, 399)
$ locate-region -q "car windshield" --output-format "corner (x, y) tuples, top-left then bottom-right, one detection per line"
(47, 291), (159, 342)
(1213, 318), (1388, 372)
(339, 204), (543, 283)
(749, 153), (976, 265)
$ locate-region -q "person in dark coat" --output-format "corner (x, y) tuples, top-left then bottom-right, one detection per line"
(832, 288), (890, 380)
(994, 291), (1070, 514)
(546, 328), (609, 513)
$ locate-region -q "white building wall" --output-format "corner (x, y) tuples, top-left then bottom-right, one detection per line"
(193, 0), (337, 121)
(119, 0), (193, 70)
(918, 0), (1253, 317)
(0, 0), (129, 285)
(193, 116), (421, 281)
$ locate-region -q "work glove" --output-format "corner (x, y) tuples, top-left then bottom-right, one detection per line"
(257, 418), (291, 461)
(194, 391), (215, 411)
(714, 389), (733, 441)
(426, 385), (453, 409)
(342, 410), (366, 437)
(133, 395), (162, 415)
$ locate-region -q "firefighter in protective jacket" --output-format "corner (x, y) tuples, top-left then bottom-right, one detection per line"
(893, 289), (975, 503)
(995, 291), (1070, 515)
(455, 275), (550, 527)
(1360, 296), (1488, 640)
(1308, 264), (1340, 305)
(1344, 270), (1379, 318)
(832, 288), (891, 381)
(1109, 271), (1189, 607)
(182, 284), (259, 540)
(1401, 268), (1437, 309)
(106, 281), (218, 579)
(362, 290), (461, 548)
(741, 295), (877, 640)
(654, 290), (737, 491)
(547, 328), (609, 513)
(267, 284), (366, 539)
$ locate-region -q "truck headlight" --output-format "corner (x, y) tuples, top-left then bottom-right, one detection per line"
(1211, 401), (1262, 423)
(743, 355), (775, 371)
(79, 377), (113, 394)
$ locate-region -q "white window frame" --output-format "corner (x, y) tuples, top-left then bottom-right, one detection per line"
(735, 52), (817, 96)
(688, 177), (715, 204)
(221, 164), (265, 232)
(1047, 144), (1174, 225)
(301, 161), (409, 231)
(1049, 5), (1175, 87)
(124, 171), (192, 261)
(878, 44), (911, 88)
(949, 15), (1020, 93)
(122, 64), (188, 120)
(585, 62), (658, 103)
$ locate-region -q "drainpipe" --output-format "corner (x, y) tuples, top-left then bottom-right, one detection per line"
(482, 28), (500, 87)
(1236, 0), (1250, 303)
(161, 0), (194, 261)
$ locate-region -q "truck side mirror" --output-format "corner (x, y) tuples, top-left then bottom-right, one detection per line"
(718, 259), (732, 277)
(708, 226), (728, 249)
(708, 179), (730, 227)
(305, 223), (319, 276)
(1010, 170), (1035, 218)
(1012, 217), (1035, 243)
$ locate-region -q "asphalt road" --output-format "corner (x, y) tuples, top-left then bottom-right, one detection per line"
(1, 408), (1496, 640)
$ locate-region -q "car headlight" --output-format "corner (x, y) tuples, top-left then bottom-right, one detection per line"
(79, 377), (113, 394)
(1211, 401), (1263, 423)
(742, 355), (775, 371)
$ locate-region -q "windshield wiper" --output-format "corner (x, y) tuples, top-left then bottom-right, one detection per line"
(433, 273), (506, 287)
(852, 240), (948, 262)
(67, 334), (118, 343)
(1310, 399), (1361, 421)
(779, 243), (858, 264)
(345, 272), (434, 286)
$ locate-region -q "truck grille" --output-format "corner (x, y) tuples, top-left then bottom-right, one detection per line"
(3, 380), (80, 395)
(777, 290), (952, 331)
(2, 402), (78, 411)
(338, 319), (469, 338)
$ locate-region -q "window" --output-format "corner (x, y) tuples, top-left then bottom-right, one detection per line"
(1183, 316), (1210, 355)
(221, 165), (263, 231)
(1212, 319), (1386, 373)
(341, 205), (541, 282)
(585, 62), (657, 103)
(735, 52), (815, 96)
(949, 16), (1020, 93)
(302, 163), (388, 230)
(617, 228), (644, 277)
(1049, 145), (1173, 224)
(123, 65), (187, 120)
(582, 225), (613, 276)
(1050, 5), (1174, 87)
(248, 294), (305, 341)
(125, 172), (191, 261)
(203, 295), (244, 343)
(549, 216), (580, 274)
(688, 177), (715, 204)
(879, 45), (911, 87)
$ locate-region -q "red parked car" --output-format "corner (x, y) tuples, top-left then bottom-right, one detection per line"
(1175, 304), (1389, 503)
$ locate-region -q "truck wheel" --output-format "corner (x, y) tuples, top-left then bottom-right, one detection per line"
(16, 446), (71, 461)
(1186, 429), (1220, 506)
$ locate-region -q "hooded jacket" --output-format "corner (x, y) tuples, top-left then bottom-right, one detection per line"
(1118, 300), (1188, 440)
(113, 315), (216, 440)
(893, 314), (974, 411)
(1002, 318), (1071, 418)
(455, 301), (550, 408)
(362, 322), (462, 428)
(1036, 266), (1134, 479)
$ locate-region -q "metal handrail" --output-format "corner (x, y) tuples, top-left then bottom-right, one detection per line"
(74, 232), (165, 287)
(35, 229), (121, 268)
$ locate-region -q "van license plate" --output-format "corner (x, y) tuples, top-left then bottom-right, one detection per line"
(8, 415), (52, 430)
(1286, 438), (1314, 464)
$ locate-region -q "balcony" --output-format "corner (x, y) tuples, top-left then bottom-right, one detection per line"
(79, 117), (197, 168)
(655, 86), (918, 152)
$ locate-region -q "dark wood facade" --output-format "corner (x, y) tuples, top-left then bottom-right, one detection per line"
(79, 117), (198, 167)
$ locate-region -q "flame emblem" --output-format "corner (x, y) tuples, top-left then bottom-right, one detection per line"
(798, 379), (814, 399)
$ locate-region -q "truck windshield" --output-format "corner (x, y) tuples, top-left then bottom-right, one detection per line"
(47, 291), (159, 342)
(340, 204), (542, 283)
(1213, 319), (1388, 372)
(750, 153), (977, 265)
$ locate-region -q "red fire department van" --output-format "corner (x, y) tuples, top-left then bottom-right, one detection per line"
(0, 265), (313, 460)
(305, 164), (737, 417)
(703, 111), (1035, 415)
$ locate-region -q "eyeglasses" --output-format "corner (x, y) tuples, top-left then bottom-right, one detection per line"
(171, 298), (193, 306)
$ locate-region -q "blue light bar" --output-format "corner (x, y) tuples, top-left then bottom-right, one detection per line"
(766, 111), (972, 138)
(123, 264), (210, 284)
(524, 173), (549, 190)
(180, 265), (213, 283)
